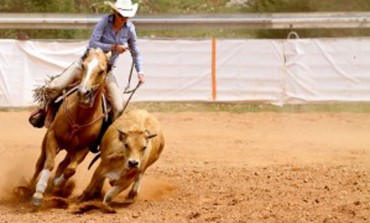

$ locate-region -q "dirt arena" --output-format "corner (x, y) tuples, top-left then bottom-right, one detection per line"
(0, 109), (369, 223)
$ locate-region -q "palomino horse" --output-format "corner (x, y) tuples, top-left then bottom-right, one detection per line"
(27, 48), (111, 206)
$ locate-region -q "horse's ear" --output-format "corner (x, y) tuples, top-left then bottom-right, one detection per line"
(81, 48), (91, 61)
(106, 51), (112, 60)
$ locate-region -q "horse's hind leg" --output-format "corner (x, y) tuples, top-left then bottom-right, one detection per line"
(32, 131), (58, 206)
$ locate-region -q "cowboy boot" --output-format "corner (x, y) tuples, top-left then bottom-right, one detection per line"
(88, 115), (112, 153)
(28, 108), (47, 128)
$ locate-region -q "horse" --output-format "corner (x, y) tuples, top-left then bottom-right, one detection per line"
(24, 48), (111, 206)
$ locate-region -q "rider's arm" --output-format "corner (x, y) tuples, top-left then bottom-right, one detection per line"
(127, 23), (143, 74)
(88, 15), (112, 52)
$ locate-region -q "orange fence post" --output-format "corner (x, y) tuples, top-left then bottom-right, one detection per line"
(211, 37), (217, 101)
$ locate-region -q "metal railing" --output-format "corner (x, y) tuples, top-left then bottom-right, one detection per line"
(0, 12), (370, 30)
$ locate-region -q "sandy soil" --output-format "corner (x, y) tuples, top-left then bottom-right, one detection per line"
(0, 110), (369, 223)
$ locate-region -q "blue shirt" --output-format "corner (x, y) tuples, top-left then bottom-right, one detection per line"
(88, 14), (143, 73)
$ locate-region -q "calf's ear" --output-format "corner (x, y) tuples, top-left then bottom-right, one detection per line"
(145, 130), (157, 139)
(148, 133), (157, 139)
(117, 128), (127, 141)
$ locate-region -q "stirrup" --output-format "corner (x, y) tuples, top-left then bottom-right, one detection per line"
(88, 143), (100, 154)
(28, 109), (46, 128)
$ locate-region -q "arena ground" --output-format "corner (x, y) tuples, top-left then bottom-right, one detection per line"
(0, 109), (369, 222)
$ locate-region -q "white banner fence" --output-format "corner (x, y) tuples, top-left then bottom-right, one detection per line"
(0, 38), (370, 107)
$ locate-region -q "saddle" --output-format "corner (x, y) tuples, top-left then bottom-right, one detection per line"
(28, 86), (111, 154)
(29, 85), (111, 129)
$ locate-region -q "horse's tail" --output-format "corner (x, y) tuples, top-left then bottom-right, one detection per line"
(88, 153), (101, 170)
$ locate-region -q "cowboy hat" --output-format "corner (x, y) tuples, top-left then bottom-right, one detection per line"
(104, 0), (138, 18)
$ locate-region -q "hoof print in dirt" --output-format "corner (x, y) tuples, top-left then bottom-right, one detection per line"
(71, 202), (116, 214)
(45, 197), (69, 209)
(13, 186), (34, 199)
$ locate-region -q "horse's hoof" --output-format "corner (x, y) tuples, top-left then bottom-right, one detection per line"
(102, 204), (116, 214)
(31, 192), (43, 207)
(76, 193), (85, 203)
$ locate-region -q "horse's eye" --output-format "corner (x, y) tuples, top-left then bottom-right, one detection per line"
(124, 143), (129, 149)
(98, 70), (104, 75)
(142, 146), (147, 151)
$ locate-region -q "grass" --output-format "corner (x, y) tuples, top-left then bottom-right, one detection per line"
(132, 102), (370, 113)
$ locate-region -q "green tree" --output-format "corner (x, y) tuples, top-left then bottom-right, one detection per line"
(1, 0), (370, 39)
(246, 0), (370, 38)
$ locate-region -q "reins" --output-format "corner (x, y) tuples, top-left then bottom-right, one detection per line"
(124, 59), (135, 93)
(62, 83), (109, 145)
(122, 58), (142, 113)
(87, 56), (142, 170)
(122, 81), (142, 112)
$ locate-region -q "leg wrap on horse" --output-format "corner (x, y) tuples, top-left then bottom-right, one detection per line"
(36, 169), (50, 193)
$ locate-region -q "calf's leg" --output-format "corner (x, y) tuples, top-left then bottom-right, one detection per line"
(127, 174), (143, 203)
(78, 163), (106, 202)
(103, 184), (126, 205)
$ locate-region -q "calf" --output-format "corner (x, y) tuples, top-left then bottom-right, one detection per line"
(79, 109), (164, 206)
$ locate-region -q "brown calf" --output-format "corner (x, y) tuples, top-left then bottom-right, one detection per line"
(79, 109), (165, 206)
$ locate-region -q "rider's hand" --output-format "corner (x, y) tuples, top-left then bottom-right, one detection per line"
(115, 44), (128, 54)
(138, 72), (145, 84)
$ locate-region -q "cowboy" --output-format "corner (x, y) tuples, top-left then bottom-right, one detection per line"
(29, 0), (145, 128)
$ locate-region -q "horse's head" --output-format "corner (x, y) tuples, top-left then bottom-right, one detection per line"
(78, 48), (111, 106)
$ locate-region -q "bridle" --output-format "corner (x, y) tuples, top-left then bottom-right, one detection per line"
(78, 80), (105, 108)
(62, 66), (110, 145)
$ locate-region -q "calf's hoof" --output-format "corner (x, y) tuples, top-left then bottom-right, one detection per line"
(102, 204), (116, 214)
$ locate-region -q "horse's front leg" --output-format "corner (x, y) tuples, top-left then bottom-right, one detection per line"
(53, 153), (71, 187)
(14, 134), (48, 198)
(62, 148), (89, 183)
(31, 131), (58, 207)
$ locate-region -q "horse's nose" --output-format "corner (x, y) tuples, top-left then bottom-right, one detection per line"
(78, 86), (90, 95)
(128, 160), (139, 168)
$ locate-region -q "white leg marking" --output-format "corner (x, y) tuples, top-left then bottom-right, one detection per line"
(53, 174), (66, 186)
(36, 169), (50, 193)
